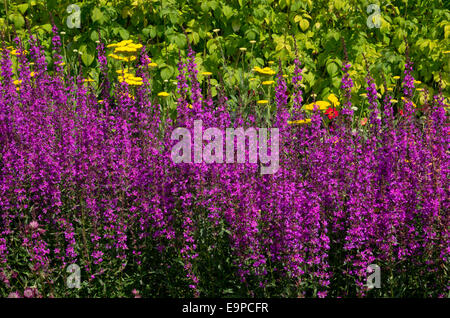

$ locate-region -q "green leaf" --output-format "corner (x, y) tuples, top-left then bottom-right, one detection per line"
(119, 28), (130, 40)
(201, 2), (210, 12)
(161, 67), (174, 80)
(91, 8), (105, 24)
(222, 5), (233, 19)
(9, 13), (25, 29)
(232, 19), (241, 32)
(174, 34), (186, 48)
(41, 23), (52, 33)
(90, 31), (99, 42)
(79, 45), (95, 67)
(17, 4), (29, 14)
(299, 19), (310, 32)
(327, 61), (338, 76)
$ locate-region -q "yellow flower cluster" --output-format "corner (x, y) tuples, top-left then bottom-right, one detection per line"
(327, 94), (340, 106)
(303, 100), (331, 111)
(253, 66), (276, 76)
(107, 40), (142, 51)
(117, 69), (143, 86)
(302, 94), (339, 111)
(288, 119), (312, 125)
(107, 40), (141, 62)
(10, 49), (28, 56)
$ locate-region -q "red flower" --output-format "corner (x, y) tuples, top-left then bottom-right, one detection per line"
(325, 107), (339, 120)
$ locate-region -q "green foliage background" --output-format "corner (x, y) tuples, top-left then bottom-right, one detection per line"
(1, 0), (449, 103)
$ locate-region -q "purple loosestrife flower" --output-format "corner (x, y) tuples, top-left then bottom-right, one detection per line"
(275, 61), (289, 130)
(186, 43), (203, 116)
(176, 51), (190, 125)
(291, 58), (304, 117)
(365, 73), (381, 132)
(51, 25), (64, 76)
(97, 37), (111, 105)
(340, 63), (354, 117)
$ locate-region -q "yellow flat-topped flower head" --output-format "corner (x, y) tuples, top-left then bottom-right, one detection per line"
(148, 62), (158, 68)
(114, 46), (137, 53)
(202, 72), (212, 76)
(158, 92), (170, 97)
(303, 101), (331, 111)
(109, 54), (121, 60)
(257, 100), (269, 104)
(262, 80), (275, 85)
(116, 40), (133, 47)
(327, 93), (340, 106)
(253, 66), (276, 76)
(10, 49), (27, 56)
(393, 76), (401, 80)
(122, 56), (137, 62)
(116, 68), (130, 74)
(288, 119), (312, 125)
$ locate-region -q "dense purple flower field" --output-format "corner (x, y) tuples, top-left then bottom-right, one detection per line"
(0, 28), (448, 298)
